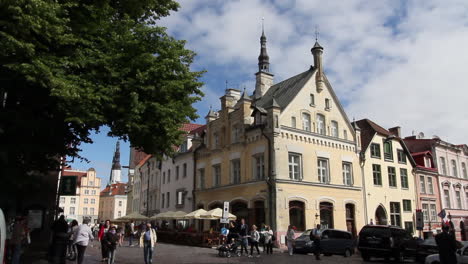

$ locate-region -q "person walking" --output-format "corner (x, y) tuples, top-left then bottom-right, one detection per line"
(51, 215), (69, 264)
(67, 220), (79, 259)
(128, 220), (135, 246)
(261, 225), (274, 255)
(310, 224), (322, 260)
(249, 225), (261, 258)
(103, 226), (119, 264)
(73, 219), (94, 264)
(10, 216), (27, 264)
(140, 223), (157, 264)
(98, 220), (111, 262)
(286, 225), (295, 256)
(239, 218), (249, 256)
(435, 224), (458, 264)
(227, 221), (238, 242)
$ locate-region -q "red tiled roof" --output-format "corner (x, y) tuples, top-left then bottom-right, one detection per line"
(189, 124), (206, 136)
(63, 169), (87, 186)
(100, 182), (126, 196)
(180, 123), (204, 133)
(411, 151), (432, 157)
(136, 154), (152, 168)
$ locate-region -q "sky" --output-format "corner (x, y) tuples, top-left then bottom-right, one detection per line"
(71, 0), (468, 190)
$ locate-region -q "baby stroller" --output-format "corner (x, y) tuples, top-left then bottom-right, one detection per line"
(217, 238), (241, 258)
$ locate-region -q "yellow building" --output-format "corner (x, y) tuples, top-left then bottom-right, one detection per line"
(194, 31), (365, 246)
(354, 119), (417, 233)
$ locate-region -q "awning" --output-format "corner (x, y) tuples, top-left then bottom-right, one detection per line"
(200, 208), (236, 220)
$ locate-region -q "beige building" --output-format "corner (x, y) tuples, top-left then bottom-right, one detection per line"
(195, 31), (364, 245)
(59, 167), (101, 224)
(99, 183), (127, 220)
(355, 120), (417, 233)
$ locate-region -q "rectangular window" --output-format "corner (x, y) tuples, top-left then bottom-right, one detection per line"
(424, 156), (432, 167)
(163, 172), (166, 184)
(183, 163), (187, 178)
(168, 169), (171, 182)
(325, 98), (331, 110)
(388, 167), (397, 187)
(430, 204), (437, 222)
(232, 126), (240, 143)
(390, 202), (401, 227)
(118, 211), (121, 217)
(60, 197), (65, 204)
(427, 177), (434, 194)
(342, 162), (353, 186)
(456, 191), (462, 209)
(83, 207), (88, 215)
(213, 133), (219, 148)
(291, 117), (296, 128)
(400, 168), (408, 189)
(397, 150), (406, 164)
(316, 114), (325, 135)
(118, 201), (122, 207)
(343, 130), (348, 140)
(212, 165), (221, 187)
(302, 113), (311, 131)
(254, 154), (265, 180)
(422, 203), (429, 222)
(370, 143), (381, 158)
(92, 190), (96, 195)
(440, 157), (447, 175)
(89, 181), (94, 186)
(91, 199), (95, 204)
(310, 94), (315, 106)
(161, 194), (165, 208)
(90, 208), (95, 215)
(403, 199), (412, 212)
(198, 168), (205, 189)
(372, 164), (382, 186)
(84, 198), (88, 204)
(176, 166), (179, 180)
(176, 190), (184, 206)
(331, 121), (338, 138)
(318, 159), (329, 183)
(71, 198), (76, 204)
(444, 189), (451, 208)
(383, 141), (393, 160)
(462, 162), (467, 179)
(419, 176), (426, 194)
(288, 153), (302, 180)
(451, 160), (458, 177)
(166, 192), (170, 208)
(84, 190), (89, 195)
(231, 159), (241, 184)
(69, 207), (75, 215)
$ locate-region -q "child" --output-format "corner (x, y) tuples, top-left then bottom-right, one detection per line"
(103, 226), (119, 264)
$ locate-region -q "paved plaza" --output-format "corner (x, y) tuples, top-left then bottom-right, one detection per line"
(72, 241), (399, 264)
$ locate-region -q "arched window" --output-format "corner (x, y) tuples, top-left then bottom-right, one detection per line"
(291, 116), (296, 128)
(325, 98), (331, 110)
(289, 201), (305, 231)
(302, 113), (311, 131)
(316, 114), (325, 135)
(331, 121), (338, 137)
(320, 202), (334, 229)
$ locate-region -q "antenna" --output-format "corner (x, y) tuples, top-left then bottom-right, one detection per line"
(315, 25), (319, 41)
(225, 80), (228, 89)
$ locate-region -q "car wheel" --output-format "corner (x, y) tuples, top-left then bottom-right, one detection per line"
(344, 249), (352, 258)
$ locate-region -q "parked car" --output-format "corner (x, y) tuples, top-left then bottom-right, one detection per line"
(293, 229), (356, 257)
(425, 241), (468, 264)
(415, 238), (439, 263)
(358, 225), (420, 262)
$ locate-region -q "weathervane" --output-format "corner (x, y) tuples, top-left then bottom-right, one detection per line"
(315, 25), (319, 41)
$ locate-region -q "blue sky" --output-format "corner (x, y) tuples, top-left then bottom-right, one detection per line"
(72, 0), (468, 190)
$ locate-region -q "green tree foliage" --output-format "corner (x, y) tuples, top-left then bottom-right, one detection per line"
(0, 0), (204, 183)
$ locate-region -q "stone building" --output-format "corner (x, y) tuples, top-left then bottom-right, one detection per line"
(354, 120), (417, 234)
(59, 167), (101, 224)
(194, 29), (365, 245)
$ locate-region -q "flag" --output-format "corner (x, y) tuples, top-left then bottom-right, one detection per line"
(438, 209), (446, 219)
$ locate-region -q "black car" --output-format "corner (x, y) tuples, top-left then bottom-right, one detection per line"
(293, 229), (356, 257)
(358, 225), (420, 262)
(415, 238), (438, 263)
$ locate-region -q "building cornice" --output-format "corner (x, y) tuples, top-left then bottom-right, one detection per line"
(195, 180), (267, 193)
(281, 126), (356, 145)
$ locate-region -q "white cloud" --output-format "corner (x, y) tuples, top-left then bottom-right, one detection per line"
(162, 0), (468, 144)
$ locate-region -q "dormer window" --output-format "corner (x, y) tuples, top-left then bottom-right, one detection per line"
(179, 141), (188, 152)
(424, 156), (432, 168)
(383, 141), (393, 160)
(213, 132), (219, 148)
(325, 98), (331, 110)
(316, 114), (325, 135)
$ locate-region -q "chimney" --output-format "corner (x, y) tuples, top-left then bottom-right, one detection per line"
(388, 126), (401, 137)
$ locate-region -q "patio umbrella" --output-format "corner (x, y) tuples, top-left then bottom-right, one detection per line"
(183, 209), (208, 219)
(116, 212), (149, 221)
(152, 211), (174, 220)
(200, 208), (236, 220)
(164, 211), (188, 219)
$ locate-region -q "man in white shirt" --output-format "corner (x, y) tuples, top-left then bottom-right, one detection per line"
(73, 219), (94, 264)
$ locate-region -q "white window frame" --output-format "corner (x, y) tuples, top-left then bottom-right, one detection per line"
(444, 189), (451, 208)
(291, 116), (296, 128)
(90, 208), (95, 215)
(422, 203), (429, 222)
(342, 162), (353, 186)
(440, 157), (447, 175)
(213, 164), (221, 187)
(429, 204), (437, 222)
(253, 154), (265, 180)
(302, 113), (311, 132)
(456, 190), (462, 209)
(71, 198), (76, 204)
(69, 207), (75, 215)
(288, 153), (302, 180)
(462, 162), (468, 179)
(316, 114), (325, 135)
(198, 168), (205, 189)
(318, 158), (329, 183)
(83, 207), (88, 215)
(331, 121), (338, 138)
(427, 177), (434, 194)
(419, 176), (426, 194)
(452, 160), (458, 177)
(231, 159), (241, 184)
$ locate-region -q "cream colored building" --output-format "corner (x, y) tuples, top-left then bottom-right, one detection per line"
(99, 183), (128, 221)
(355, 120), (417, 233)
(59, 168), (101, 224)
(195, 31), (364, 245)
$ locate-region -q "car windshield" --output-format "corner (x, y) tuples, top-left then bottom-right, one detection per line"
(298, 229), (312, 237)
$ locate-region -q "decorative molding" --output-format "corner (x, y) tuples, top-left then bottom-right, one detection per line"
(285, 195), (310, 210)
(211, 158), (221, 165)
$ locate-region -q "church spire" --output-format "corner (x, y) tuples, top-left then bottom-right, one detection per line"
(258, 18), (270, 73)
(110, 141), (122, 184)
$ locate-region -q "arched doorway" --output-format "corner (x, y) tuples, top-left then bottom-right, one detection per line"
(375, 205), (388, 225)
(320, 202), (334, 229)
(253, 200), (265, 227)
(461, 221), (466, 241)
(345, 204), (357, 237)
(231, 200), (249, 224)
(289, 201), (305, 231)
